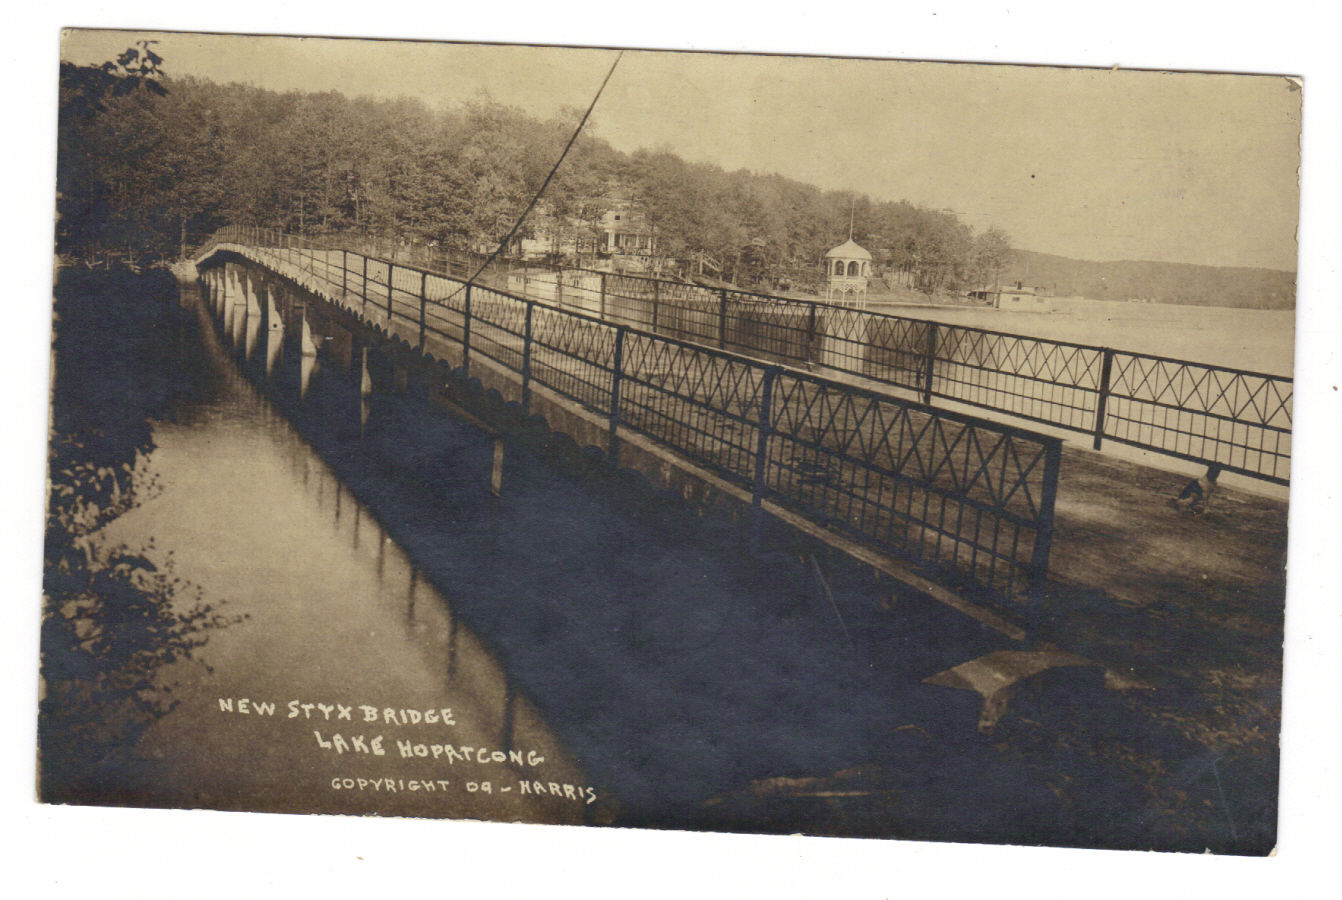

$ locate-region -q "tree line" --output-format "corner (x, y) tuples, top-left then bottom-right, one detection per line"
(57, 50), (1012, 292)
(1003, 250), (1295, 310)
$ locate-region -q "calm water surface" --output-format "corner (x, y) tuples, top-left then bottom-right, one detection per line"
(873, 297), (1295, 377)
(100, 279), (588, 822)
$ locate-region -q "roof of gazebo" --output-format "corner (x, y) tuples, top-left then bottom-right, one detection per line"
(824, 238), (872, 260)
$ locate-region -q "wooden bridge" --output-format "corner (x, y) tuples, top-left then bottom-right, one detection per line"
(296, 227), (1292, 487)
(191, 227), (1290, 656)
(193, 230), (1068, 639)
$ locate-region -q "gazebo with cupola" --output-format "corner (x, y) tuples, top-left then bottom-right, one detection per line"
(824, 237), (872, 307)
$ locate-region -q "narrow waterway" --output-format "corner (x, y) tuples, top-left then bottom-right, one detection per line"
(97, 277), (589, 823)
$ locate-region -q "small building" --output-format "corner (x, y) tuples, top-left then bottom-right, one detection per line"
(506, 195), (655, 267)
(824, 238), (871, 307)
(969, 281), (1052, 311)
(598, 200), (657, 271)
(515, 225), (578, 260)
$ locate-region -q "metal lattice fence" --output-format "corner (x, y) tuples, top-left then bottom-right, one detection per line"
(199, 226), (1065, 615)
(199, 225), (1291, 486)
(467, 247), (1292, 485)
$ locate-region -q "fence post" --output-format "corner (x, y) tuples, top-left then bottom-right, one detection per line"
(462, 284), (473, 377)
(418, 270), (428, 352)
(522, 302), (534, 414)
(1092, 348), (1115, 451)
(342, 250), (348, 298)
(807, 302), (818, 366)
(718, 288), (729, 349)
(750, 367), (778, 547)
(599, 272), (608, 321)
(922, 322), (938, 405)
(556, 266), (564, 308)
(387, 262), (395, 324)
(1027, 439), (1063, 644)
(652, 278), (661, 331)
(361, 255), (368, 314)
(608, 326), (626, 465)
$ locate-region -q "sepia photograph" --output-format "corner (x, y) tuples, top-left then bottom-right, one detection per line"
(21, 7), (1330, 886)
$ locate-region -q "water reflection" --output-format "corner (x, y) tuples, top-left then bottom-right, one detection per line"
(243, 277), (260, 360)
(284, 434), (567, 779)
(360, 347), (372, 432)
(102, 273), (588, 823)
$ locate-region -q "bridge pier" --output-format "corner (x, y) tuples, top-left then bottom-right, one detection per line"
(200, 269), (214, 313)
(265, 284), (284, 377)
(359, 347), (373, 434)
(300, 349), (317, 399)
(230, 285), (246, 351)
(491, 438), (504, 497)
(288, 292), (319, 399)
(223, 262), (246, 349)
(221, 266), (234, 334)
(360, 347), (373, 399)
(244, 270), (263, 360)
(300, 307), (319, 359)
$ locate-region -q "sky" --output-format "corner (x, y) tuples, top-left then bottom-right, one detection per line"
(60, 29), (1301, 271)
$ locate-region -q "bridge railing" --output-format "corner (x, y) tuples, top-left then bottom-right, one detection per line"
(203, 224), (1291, 485)
(558, 268), (1291, 485)
(201, 226), (1065, 620)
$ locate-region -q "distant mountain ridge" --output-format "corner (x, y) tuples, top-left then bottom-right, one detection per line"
(1003, 250), (1296, 309)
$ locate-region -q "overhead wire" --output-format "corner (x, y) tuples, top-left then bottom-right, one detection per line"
(447, 49), (624, 299)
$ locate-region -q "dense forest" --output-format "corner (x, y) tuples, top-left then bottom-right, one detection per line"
(1004, 250), (1297, 310)
(60, 47), (1294, 307)
(56, 46), (1012, 293)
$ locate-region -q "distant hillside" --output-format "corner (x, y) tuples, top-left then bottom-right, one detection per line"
(1003, 250), (1296, 309)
